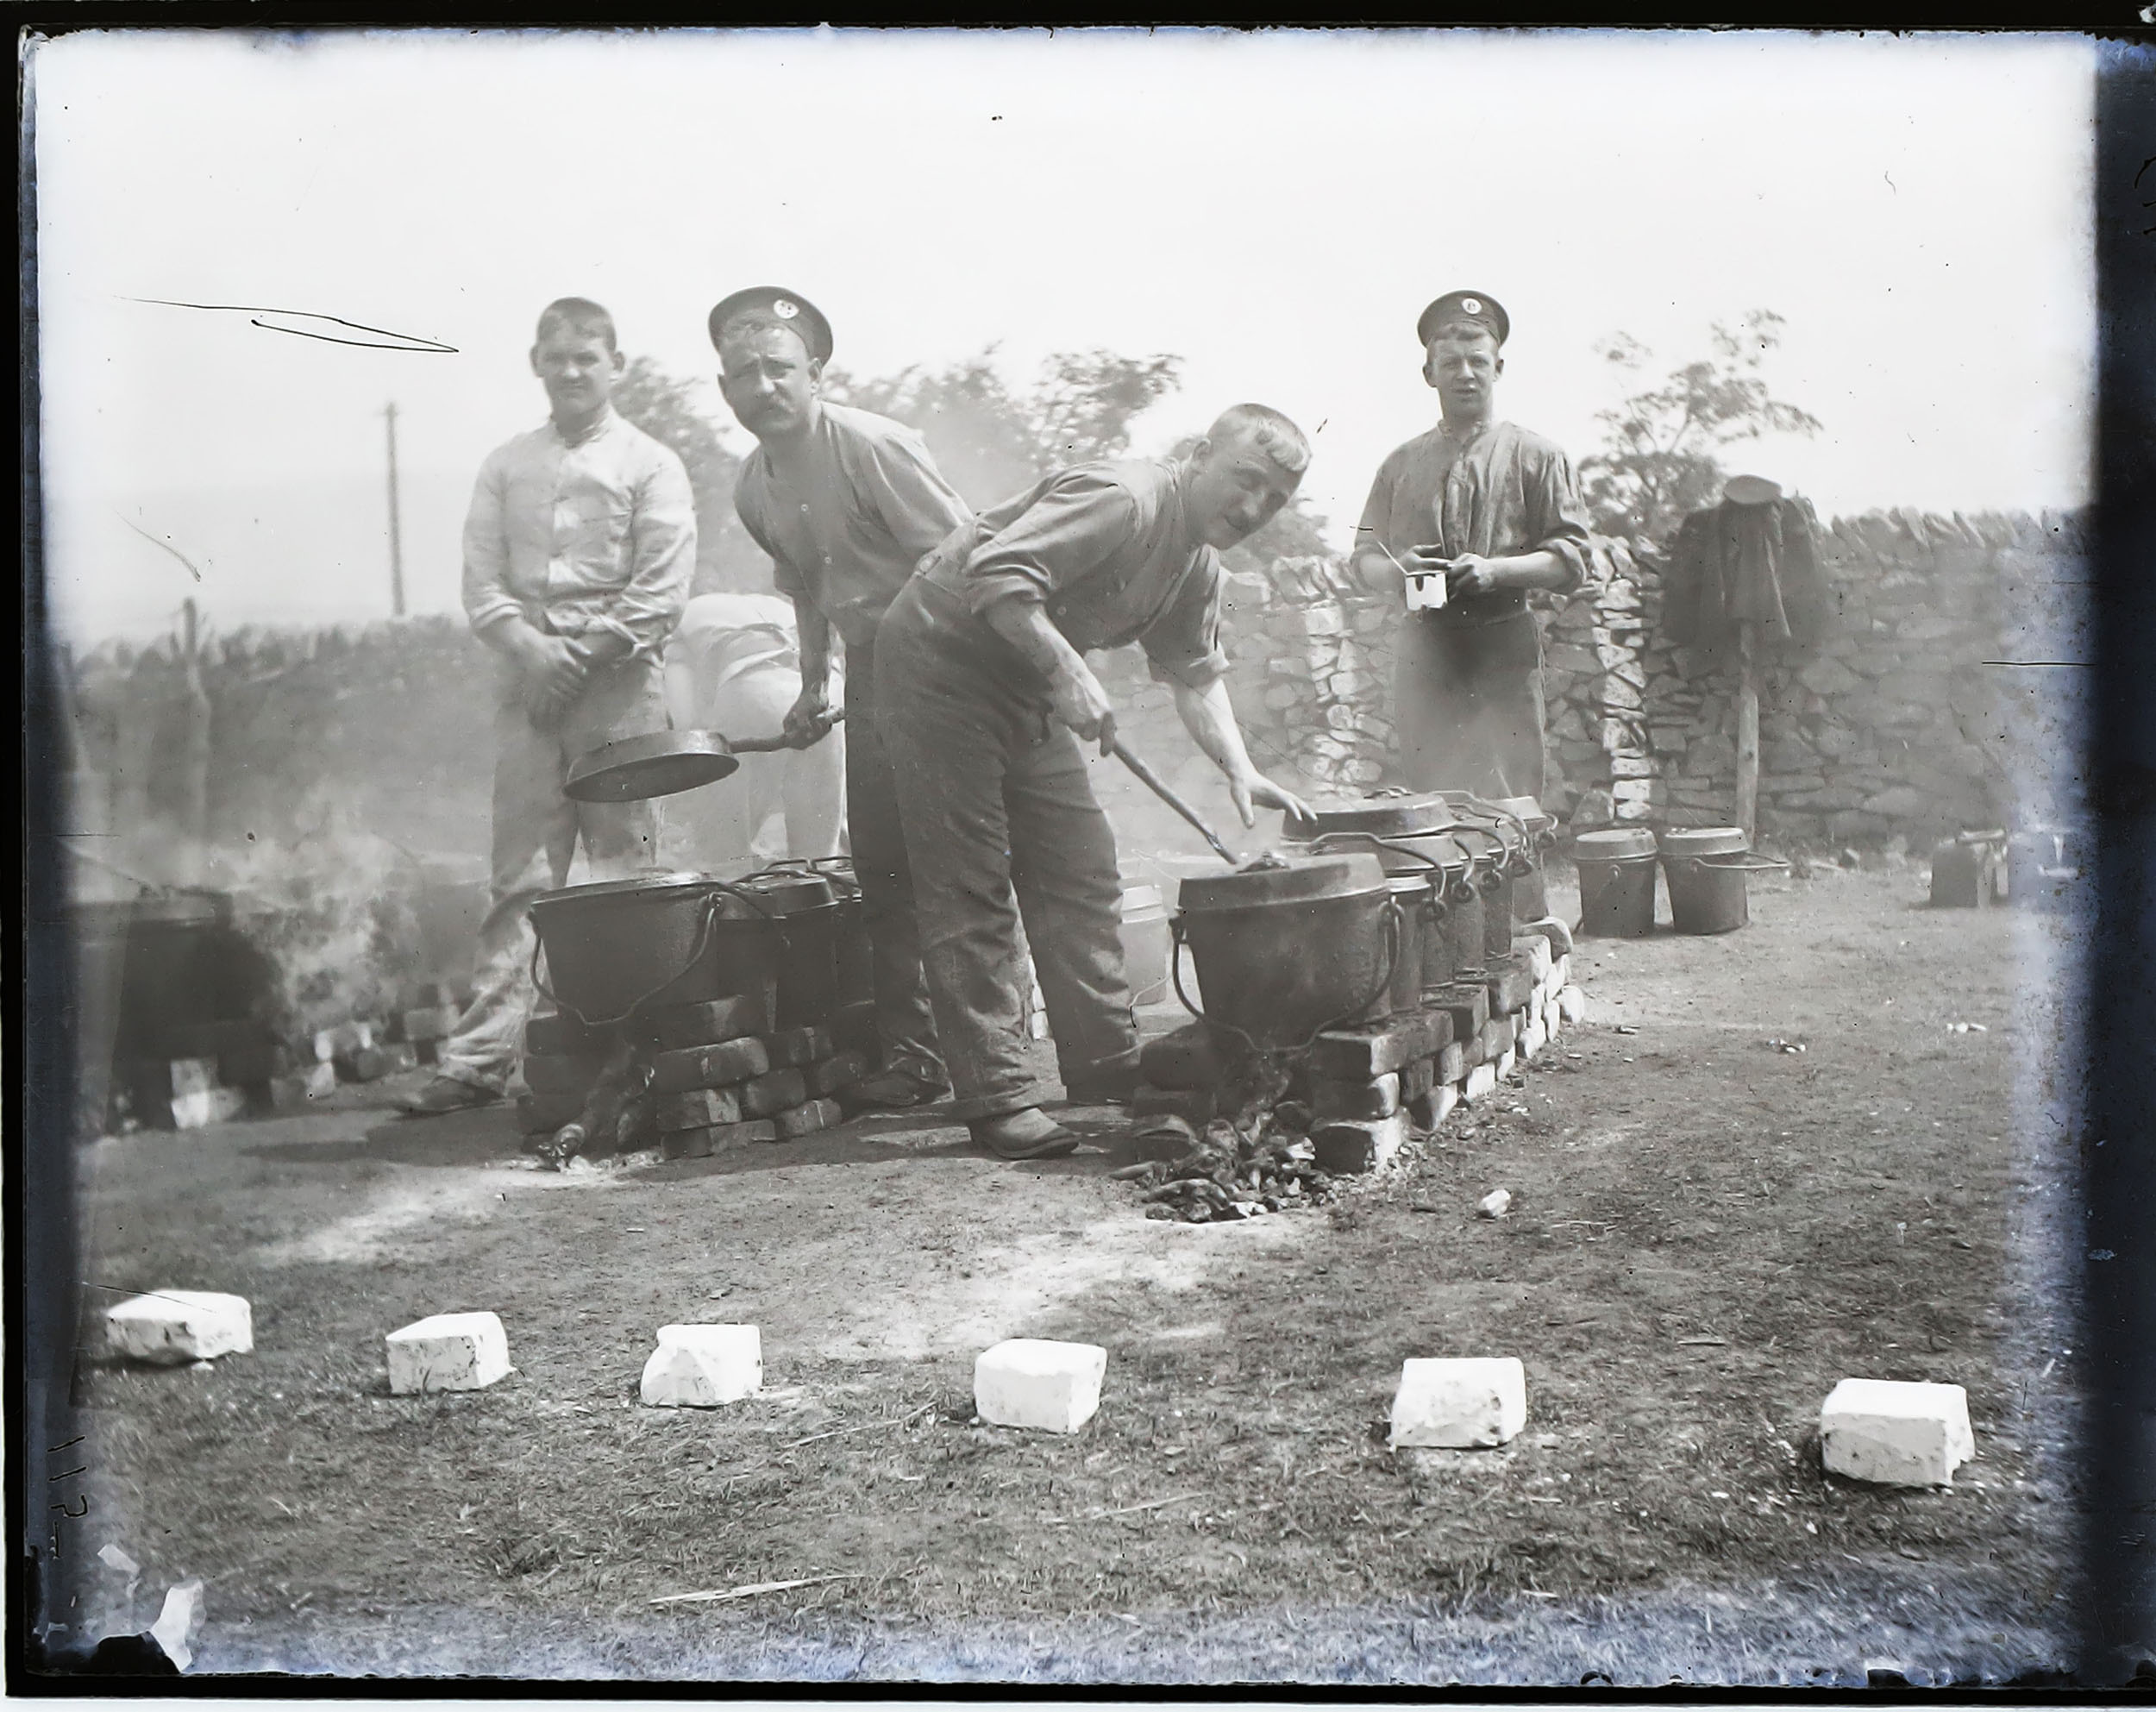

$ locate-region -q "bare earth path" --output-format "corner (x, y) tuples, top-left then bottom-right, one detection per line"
(56, 861), (2087, 1684)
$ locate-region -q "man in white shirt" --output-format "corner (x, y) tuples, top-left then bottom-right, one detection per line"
(404, 297), (696, 1116)
(663, 588), (846, 874)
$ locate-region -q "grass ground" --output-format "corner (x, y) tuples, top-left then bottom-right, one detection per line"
(52, 859), (2086, 1684)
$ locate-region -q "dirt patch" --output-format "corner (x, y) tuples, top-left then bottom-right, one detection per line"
(52, 862), (2087, 1683)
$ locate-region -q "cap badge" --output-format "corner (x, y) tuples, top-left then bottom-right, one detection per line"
(1461, 297), (1482, 315)
(774, 298), (799, 319)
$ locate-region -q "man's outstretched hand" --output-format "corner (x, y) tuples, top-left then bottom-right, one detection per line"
(781, 682), (841, 749)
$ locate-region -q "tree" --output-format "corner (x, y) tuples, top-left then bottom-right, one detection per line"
(824, 345), (1332, 571)
(611, 356), (767, 594)
(1576, 310), (1822, 543)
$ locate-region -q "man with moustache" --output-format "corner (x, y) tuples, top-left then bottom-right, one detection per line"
(877, 404), (1314, 1160)
(711, 286), (972, 1108)
(1349, 291), (1592, 800)
(404, 296), (695, 1116)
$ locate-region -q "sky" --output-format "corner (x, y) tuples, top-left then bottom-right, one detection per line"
(32, 28), (2095, 645)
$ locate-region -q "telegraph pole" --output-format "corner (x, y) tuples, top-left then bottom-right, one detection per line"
(384, 400), (407, 618)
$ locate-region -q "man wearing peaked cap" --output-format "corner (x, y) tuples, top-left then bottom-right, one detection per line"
(1351, 289), (1591, 799)
(711, 285), (970, 1110)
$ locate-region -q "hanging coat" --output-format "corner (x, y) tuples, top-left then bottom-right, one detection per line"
(1663, 494), (1827, 662)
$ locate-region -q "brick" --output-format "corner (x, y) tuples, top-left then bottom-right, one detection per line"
(773, 1097), (843, 1138)
(106, 1290), (253, 1364)
(1312, 1074), (1401, 1123)
(1519, 1017), (1548, 1060)
(805, 1050), (867, 1096)
(1821, 1379), (1975, 1487)
(764, 1025), (834, 1069)
(260, 1072), (314, 1115)
(1486, 963), (1537, 1017)
(740, 1068), (808, 1118)
(1483, 1015), (1517, 1057)
(663, 1119), (776, 1158)
(403, 1005), (459, 1045)
(304, 1061), (339, 1101)
(385, 1311), (511, 1395)
(632, 994), (767, 1053)
(649, 1037), (769, 1094)
(1313, 1011), (1443, 1080)
(1132, 1084), (1216, 1126)
(657, 1086), (745, 1132)
(525, 1012), (603, 1057)
(344, 1043), (416, 1083)
(641, 1325), (761, 1408)
(1408, 1081), (1459, 1129)
(1436, 1041), (1465, 1083)
(1462, 1063), (1499, 1103)
(975, 1339), (1106, 1433)
(1426, 982), (1489, 1042)
(1557, 986), (1587, 1025)
(523, 1051), (608, 1096)
(1311, 1113), (1407, 1174)
(1399, 1055), (1437, 1102)
(1388, 1357), (1526, 1448)
(1458, 1029), (1488, 1070)
(1510, 936), (1554, 984)
(1495, 1049), (1517, 1081)
(1138, 1021), (1221, 1091)
(172, 1086), (248, 1130)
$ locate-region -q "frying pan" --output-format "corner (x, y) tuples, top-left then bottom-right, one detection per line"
(563, 712), (846, 804)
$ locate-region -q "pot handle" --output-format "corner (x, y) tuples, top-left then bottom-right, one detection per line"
(1689, 852), (1791, 872)
(1168, 896), (1405, 1062)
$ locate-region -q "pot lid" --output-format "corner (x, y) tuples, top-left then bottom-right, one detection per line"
(531, 871), (717, 909)
(1659, 825), (1749, 857)
(1574, 827), (1658, 860)
(564, 730), (741, 804)
(1177, 851), (1388, 912)
(1280, 792), (1453, 839)
(1487, 794), (1557, 833)
(731, 871), (836, 912)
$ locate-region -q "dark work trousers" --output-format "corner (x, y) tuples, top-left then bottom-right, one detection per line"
(839, 638), (944, 1084)
(875, 582), (1141, 1122)
(1395, 610), (1549, 800)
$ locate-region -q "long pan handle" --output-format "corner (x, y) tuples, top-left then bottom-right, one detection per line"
(729, 709), (847, 756)
(1108, 737), (1239, 867)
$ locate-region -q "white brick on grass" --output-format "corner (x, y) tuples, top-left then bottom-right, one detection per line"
(1821, 1378), (1975, 1487)
(975, 1339), (1106, 1433)
(304, 1061), (338, 1099)
(1422, 1082), (1459, 1128)
(1557, 986), (1587, 1025)
(640, 1325), (761, 1408)
(386, 1312), (511, 1395)
(1518, 1017), (1547, 1060)
(1462, 1063), (1499, 1103)
(1390, 1357), (1527, 1449)
(172, 1086), (248, 1130)
(1495, 1049), (1517, 1081)
(106, 1291), (253, 1364)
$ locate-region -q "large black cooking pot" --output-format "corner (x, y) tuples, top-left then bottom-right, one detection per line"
(737, 868), (841, 1028)
(1171, 852), (1400, 1053)
(528, 872), (781, 1032)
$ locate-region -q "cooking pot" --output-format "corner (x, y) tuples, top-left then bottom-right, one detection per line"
(1171, 852), (1400, 1052)
(528, 872), (782, 1031)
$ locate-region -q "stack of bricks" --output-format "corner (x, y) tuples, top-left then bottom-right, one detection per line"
(517, 994), (868, 1162)
(1307, 925), (1580, 1173)
(1131, 925), (1586, 1179)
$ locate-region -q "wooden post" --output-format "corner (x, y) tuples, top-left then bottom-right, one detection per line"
(385, 401), (407, 618)
(1735, 619), (1759, 845)
(179, 597), (212, 850)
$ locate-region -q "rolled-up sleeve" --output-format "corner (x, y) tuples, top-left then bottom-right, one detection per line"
(1527, 443), (1593, 593)
(856, 425), (974, 561)
(593, 445), (697, 659)
(1142, 548), (1230, 690)
(954, 468), (1137, 618)
(461, 448), (522, 638)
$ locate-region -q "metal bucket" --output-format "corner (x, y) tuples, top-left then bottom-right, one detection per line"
(1384, 875), (1432, 1015)
(1658, 827), (1787, 936)
(529, 873), (780, 1031)
(1575, 828), (1659, 938)
(738, 869), (842, 1027)
(809, 858), (876, 1012)
(1172, 853), (1400, 1052)
(1489, 795), (1558, 921)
